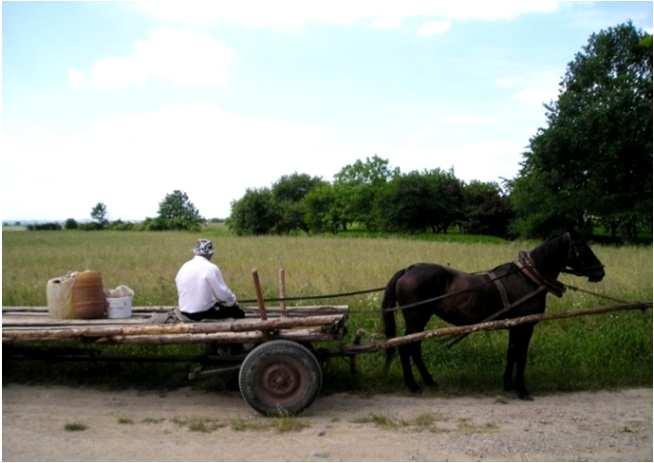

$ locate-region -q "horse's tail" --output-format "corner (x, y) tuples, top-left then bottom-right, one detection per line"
(381, 268), (406, 374)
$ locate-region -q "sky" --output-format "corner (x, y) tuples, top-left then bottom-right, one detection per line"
(1, 1), (652, 222)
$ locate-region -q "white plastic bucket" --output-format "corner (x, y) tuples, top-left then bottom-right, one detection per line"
(107, 296), (133, 319)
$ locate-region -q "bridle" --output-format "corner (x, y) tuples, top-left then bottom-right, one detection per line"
(517, 234), (604, 296)
(561, 234), (605, 277)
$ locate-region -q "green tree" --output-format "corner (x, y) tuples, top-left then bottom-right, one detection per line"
(156, 190), (204, 231)
(511, 22), (652, 240)
(303, 184), (348, 233)
(227, 188), (279, 235)
(64, 218), (78, 230)
(334, 156), (399, 229)
(375, 169), (464, 233)
(90, 202), (108, 228)
(271, 173), (325, 233)
(461, 181), (513, 237)
(334, 155), (399, 185)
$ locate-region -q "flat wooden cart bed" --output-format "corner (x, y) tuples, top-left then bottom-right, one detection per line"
(2, 305), (349, 416)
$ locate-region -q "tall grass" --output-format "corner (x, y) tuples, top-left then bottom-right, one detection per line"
(2, 230), (652, 393)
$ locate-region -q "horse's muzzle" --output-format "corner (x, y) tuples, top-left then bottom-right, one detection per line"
(588, 269), (605, 282)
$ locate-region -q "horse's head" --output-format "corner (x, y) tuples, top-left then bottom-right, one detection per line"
(562, 232), (605, 282)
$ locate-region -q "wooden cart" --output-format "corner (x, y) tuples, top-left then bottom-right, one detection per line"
(2, 304), (348, 416)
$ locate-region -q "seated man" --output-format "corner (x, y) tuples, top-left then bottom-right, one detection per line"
(175, 239), (245, 321)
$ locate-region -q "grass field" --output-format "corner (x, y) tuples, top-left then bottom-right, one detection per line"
(2, 229), (652, 395)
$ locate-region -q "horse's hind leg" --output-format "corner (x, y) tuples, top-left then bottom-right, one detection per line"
(401, 315), (433, 391)
(398, 343), (421, 393)
(412, 341), (436, 387)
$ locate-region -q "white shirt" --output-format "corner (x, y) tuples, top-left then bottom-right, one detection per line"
(175, 255), (237, 313)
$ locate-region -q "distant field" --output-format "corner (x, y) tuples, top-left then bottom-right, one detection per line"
(2, 229), (652, 394)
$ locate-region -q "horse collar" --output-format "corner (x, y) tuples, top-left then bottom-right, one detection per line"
(517, 251), (566, 298)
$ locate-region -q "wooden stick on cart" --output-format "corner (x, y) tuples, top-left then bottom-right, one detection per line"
(339, 301), (652, 355)
(278, 268), (287, 318)
(251, 269), (267, 320)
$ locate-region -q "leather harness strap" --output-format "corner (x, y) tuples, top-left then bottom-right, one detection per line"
(516, 251), (566, 298)
(488, 270), (511, 309)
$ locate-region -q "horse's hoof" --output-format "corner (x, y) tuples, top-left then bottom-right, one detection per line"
(408, 385), (422, 394)
(517, 392), (533, 401)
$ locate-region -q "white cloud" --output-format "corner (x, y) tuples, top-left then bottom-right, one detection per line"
(369, 16), (404, 30)
(417, 20), (451, 37)
(496, 70), (562, 106)
(354, 137), (524, 185)
(132, 0), (560, 33)
(1, 104), (348, 220)
(68, 28), (233, 90)
(444, 114), (496, 126)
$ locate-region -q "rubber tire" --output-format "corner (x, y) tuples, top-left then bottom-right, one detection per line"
(239, 340), (322, 416)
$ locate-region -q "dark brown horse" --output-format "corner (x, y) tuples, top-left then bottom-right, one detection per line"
(381, 232), (605, 399)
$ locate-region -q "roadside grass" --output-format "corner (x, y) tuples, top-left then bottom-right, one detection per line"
(172, 416), (226, 433)
(2, 230), (651, 396)
(456, 417), (500, 434)
(350, 412), (468, 434)
(141, 417), (165, 424)
(64, 422), (87, 432)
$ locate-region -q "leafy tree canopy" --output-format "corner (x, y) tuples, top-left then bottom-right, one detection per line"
(511, 22), (652, 240)
(90, 202), (108, 227)
(156, 190), (204, 231)
(227, 188), (279, 235)
(334, 155), (399, 185)
(272, 173), (325, 203)
(376, 169), (464, 233)
(461, 181), (513, 237)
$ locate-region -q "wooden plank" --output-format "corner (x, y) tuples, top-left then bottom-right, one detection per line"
(3, 305), (348, 313)
(2, 316), (151, 326)
(95, 328), (333, 345)
(2, 314), (345, 342)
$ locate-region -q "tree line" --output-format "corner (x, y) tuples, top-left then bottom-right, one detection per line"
(228, 159), (513, 237)
(26, 190), (205, 232)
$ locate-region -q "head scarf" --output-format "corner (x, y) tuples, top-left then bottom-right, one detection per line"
(193, 239), (214, 258)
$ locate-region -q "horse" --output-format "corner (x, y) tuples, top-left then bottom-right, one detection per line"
(381, 232), (605, 399)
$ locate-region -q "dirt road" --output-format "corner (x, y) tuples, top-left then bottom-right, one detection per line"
(2, 385), (651, 461)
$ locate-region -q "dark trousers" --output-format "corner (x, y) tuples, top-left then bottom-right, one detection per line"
(184, 303), (245, 321)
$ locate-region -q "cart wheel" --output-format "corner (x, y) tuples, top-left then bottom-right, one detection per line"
(238, 340), (322, 416)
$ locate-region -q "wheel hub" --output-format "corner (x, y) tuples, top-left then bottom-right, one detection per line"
(262, 363), (300, 398)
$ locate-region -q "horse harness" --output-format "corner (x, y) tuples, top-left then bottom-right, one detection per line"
(445, 251), (567, 348)
(478, 251), (567, 323)
(382, 251), (568, 316)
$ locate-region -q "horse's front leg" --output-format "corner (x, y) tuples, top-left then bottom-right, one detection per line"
(503, 334), (516, 392)
(509, 324), (535, 400)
